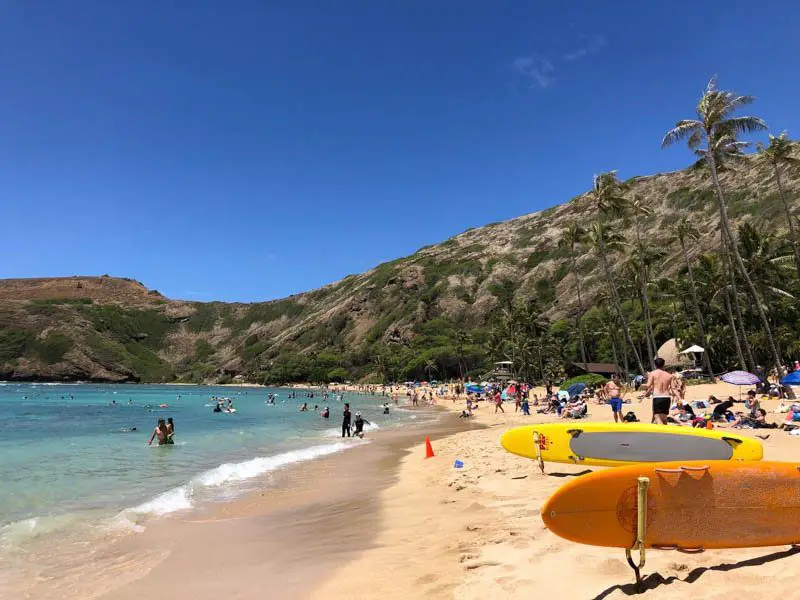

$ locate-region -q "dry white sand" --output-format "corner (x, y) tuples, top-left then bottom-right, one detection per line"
(311, 381), (800, 599)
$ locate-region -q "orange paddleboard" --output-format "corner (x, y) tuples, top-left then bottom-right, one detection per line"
(542, 461), (800, 549)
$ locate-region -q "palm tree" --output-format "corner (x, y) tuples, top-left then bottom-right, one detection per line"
(669, 217), (715, 378)
(757, 131), (800, 279)
(628, 195), (657, 367)
(629, 240), (665, 368)
(662, 77), (784, 375)
(558, 224), (589, 364)
(423, 358), (438, 382)
(586, 172), (646, 376)
(455, 330), (470, 380)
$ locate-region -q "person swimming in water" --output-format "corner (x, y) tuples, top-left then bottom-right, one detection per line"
(213, 402), (222, 413)
(148, 418), (169, 446)
(353, 412), (371, 438)
(321, 406), (330, 419)
(300, 402), (308, 412)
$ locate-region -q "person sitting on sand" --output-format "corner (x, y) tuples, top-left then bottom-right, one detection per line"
(148, 418), (169, 446)
(668, 402), (695, 425)
(781, 405), (800, 430)
(712, 399), (735, 422)
(561, 397), (587, 419)
(732, 408), (777, 429)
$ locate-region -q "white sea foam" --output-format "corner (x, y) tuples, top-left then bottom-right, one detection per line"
(127, 485), (194, 517)
(196, 441), (352, 487)
(122, 441), (357, 520)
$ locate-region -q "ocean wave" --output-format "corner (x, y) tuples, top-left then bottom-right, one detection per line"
(127, 485), (193, 517)
(121, 441), (358, 521)
(0, 515), (78, 549)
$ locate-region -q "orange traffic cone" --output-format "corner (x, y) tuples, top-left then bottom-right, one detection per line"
(424, 436), (435, 459)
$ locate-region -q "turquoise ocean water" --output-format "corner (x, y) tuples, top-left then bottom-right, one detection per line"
(0, 383), (420, 552)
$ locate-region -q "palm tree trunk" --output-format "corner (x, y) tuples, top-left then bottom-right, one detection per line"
(598, 237), (647, 375)
(608, 326), (620, 375)
(635, 221), (657, 368)
(721, 282), (747, 371)
(708, 154), (784, 375)
(679, 240), (715, 379)
(720, 230), (757, 372)
(641, 273), (656, 367)
(572, 255), (589, 364)
(773, 161), (800, 279)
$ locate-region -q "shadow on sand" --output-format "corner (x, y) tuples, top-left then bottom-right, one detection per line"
(547, 469), (593, 478)
(592, 546), (800, 598)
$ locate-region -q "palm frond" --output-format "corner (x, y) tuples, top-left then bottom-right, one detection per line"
(661, 120), (702, 149)
(722, 115), (767, 137)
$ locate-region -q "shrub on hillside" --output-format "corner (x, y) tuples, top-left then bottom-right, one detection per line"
(560, 374), (608, 389)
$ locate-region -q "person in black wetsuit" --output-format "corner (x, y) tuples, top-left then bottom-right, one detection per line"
(353, 412), (371, 438)
(342, 403), (352, 437)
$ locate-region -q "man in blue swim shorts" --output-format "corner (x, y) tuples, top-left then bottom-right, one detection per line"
(604, 373), (624, 422)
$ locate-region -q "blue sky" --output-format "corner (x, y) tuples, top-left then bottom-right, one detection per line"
(2, 1), (798, 302)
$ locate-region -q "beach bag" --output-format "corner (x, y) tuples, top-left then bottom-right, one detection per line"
(623, 411), (639, 423)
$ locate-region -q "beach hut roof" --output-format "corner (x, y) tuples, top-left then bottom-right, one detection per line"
(656, 338), (692, 368)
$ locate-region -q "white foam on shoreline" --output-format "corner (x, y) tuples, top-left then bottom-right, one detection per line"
(121, 440), (360, 521)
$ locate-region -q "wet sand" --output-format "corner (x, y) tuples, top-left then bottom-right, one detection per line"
(8, 407), (475, 600)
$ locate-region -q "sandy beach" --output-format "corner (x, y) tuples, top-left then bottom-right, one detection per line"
(5, 402), (475, 600)
(311, 382), (800, 599)
(11, 381), (800, 600)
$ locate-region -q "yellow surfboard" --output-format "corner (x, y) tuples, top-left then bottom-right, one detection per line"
(500, 422), (763, 467)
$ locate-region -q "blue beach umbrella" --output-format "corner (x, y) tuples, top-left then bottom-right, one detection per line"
(781, 371), (800, 386)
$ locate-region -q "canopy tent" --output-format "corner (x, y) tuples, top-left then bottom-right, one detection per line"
(681, 344), (705, 354)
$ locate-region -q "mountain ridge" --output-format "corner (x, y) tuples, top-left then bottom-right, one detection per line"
(1, 155), (798, 383)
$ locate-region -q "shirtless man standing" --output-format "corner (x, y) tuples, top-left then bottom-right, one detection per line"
(603, 373), (623, 423)
(642, 357), (675, 424)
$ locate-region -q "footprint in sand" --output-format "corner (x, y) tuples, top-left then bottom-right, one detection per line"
(463, 560), (501, 570)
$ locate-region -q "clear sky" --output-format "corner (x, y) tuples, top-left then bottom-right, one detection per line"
(2, 1), (799, 302)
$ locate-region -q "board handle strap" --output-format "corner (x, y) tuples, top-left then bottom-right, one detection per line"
(654, 465), (709, 474)
(625, 476), (650, 592)
(532, 431), (545, 474)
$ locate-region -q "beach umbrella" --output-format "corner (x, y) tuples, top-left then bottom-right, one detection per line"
(720, 371), (761, 385)
(566, 382), (586, 398)
(781, 371), (800, 386)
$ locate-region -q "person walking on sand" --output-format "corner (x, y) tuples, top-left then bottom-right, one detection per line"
(641, 357), (675, 425)
(494, 390), (504, 413)
(604, 373), (624, 423)
(342, 403), (352, 437)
